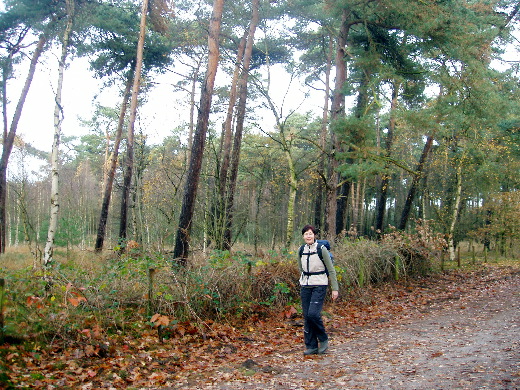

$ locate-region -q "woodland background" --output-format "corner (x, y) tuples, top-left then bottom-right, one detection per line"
(1, 0), (519, 260)
(0, 0), (520, 387)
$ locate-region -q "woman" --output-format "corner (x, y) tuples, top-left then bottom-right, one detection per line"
(298, 224), (339, 355)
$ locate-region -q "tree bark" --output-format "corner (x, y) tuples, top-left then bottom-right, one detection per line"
(325, 9), (349, 239)
(213, 32), (246, 249)
(314, 36), (333, 233)
(187, 56), (203, 152)
(448, 162), (463, 261)
(44, 0), (74, 265)
(94, 74), (132, 252)
(173, 0), (225, 263)
(119, 0), (148, 247)
(335, 181), (350, 234)
(223, 0), (260, 250)
(0, 35), (46, 254)
(398, 135), (434, 230)
(44, 0), (75, 265)
(375, 82), (398, 234)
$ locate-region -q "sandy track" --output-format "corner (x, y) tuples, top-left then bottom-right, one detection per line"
(179, 271), (519, 390)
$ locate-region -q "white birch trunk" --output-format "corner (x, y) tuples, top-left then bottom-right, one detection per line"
(43, 0), (74, 266)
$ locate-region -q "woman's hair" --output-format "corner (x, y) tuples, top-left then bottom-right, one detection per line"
(301, 224), (317, 235)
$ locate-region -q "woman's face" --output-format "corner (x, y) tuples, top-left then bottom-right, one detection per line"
(303, 229), (315, 245)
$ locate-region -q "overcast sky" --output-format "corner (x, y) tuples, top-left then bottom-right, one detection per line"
(10, 49), (318, 154)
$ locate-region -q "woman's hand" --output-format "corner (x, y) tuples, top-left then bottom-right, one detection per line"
(331, 290), (339, 301)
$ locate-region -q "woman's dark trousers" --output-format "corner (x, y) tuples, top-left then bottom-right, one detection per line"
(300, 285), (328, 349)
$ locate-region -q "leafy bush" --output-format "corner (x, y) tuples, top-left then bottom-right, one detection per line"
(381, 219), (447, 275)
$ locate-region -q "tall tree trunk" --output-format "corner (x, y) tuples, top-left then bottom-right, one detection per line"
(219, 33), (246, 185)
(213, 33), (246, 249)
(187, 56), (203, 152)
(223, 0), (259, 250)
(350, 181), (361, 234)
(119, 0), (148, 247)
(325, 9), (349, 239)
(359, 176), (367, 234)
(0, 35), (46, 254)
(398, 135), (434, 230)
(95, 75), (132, 252)
(173, 0), (225, 263)
(375, 81), (398, 234)
(253, 166), (266, 256)
(336, 59), (370, 236)
(132, 140), (146, 245)
(335, 181), (350, 234)
(44, 0), (74, 265)
(448, 162), (463, 261)
(314, 36), (333, 233)
(282, 148), (298, 247)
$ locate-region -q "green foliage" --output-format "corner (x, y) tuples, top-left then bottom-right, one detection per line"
(207, 249), (232, 268)
(250, 38), (291, 70)
(75, 0), (173, 79)
(54, 216), (84, 248)
(0, 0), (58, 33)
(0, 249), (295, 345)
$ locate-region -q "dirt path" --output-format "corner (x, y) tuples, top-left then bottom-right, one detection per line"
(175, 270), (520, 390)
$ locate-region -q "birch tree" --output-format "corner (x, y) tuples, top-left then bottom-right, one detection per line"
(43, 0), (75, 265)
(447, 160), (464, 261)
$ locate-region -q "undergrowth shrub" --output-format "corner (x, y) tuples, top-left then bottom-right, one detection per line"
(381, 219), (447, 275)
(333, 238), (403, 290)
(171, 249), (299, 322)
(250, 261), (299, 307)
(0, 227), (447, 346)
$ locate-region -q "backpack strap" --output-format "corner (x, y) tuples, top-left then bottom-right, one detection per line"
(316, 245), (323, 261)
(300, 243), (328, 276)
(316, 244), (329, 275)
(299, 244), (324, 260)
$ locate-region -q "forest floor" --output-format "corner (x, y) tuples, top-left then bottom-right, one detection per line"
(2, 262), (519, 389)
